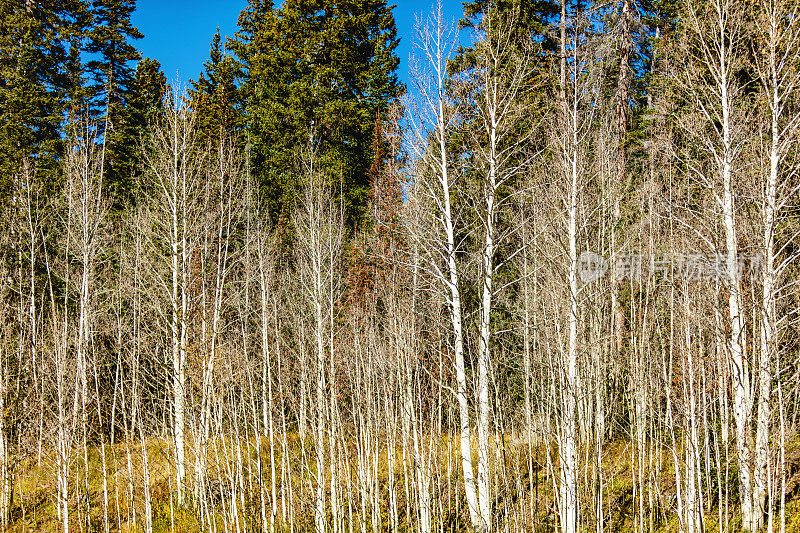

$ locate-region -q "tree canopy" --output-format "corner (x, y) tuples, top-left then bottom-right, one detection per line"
(231, 0), (402, 224)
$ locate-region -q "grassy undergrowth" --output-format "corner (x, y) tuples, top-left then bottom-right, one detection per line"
(4, 433), (800, 532)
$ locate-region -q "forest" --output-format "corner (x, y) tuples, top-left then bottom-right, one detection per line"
(1, 0), (799, 531)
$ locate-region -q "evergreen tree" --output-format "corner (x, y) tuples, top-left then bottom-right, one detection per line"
(188, 30), (242, 146)
(0, 0), (90, 195)
(85, 0), (143, 201)
(231, 0), (402, 224)
(459, 0), (559, 49)
(128, 57), (167, 127)
(114, 57), (166, 203)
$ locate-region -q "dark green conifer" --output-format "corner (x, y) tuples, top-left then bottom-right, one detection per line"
(114, 57), (166, 203)
(231, 0), (402, 225)
(0, 1), (90, 195)
(188, 30), (242, 146)
(85, 0), (143, 203)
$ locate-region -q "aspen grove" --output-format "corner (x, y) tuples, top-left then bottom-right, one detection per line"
(1, 0), (800, 532)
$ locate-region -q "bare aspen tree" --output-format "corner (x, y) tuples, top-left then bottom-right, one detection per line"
(558, 1), (579, 528)
(400, 128), (435, 533)
(253, 199), (278, 533)
(116, 205), (155, 533)
(56, 120), (108, 529)
(294, 147), (344, 533)
(678, 0), (755, 526)
(142, 97), (201, 506)
(52, 311), (72, 533)
(0, 338), (9, 531)
(550, 2), (602, 531)
(462, 9), (537, 531)
(406, 3), (483, 530)
(752, 0), (800, 527)
(17, 159), (43, 473)
(0, 158), (43, 527)
(0, 225), (16, 529)
(47, 126), (102, 533)
(514, 184), (540, 529)
(680, 288), (704, 533)
(192, 136), (242, 517)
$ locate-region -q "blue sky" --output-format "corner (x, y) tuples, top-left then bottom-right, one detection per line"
(131, 0), (467, 92)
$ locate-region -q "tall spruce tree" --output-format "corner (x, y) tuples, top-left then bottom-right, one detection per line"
(188, 30), (242, 146)
(459, 0), (559, 49)
(85, 0), (143, 203)
(231, 0), (402, 224)
(0, 0), (90, 195)
(128, 57), (167, 128)
(115, 57), (166, 202)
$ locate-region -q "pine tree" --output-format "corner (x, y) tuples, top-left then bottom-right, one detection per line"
(187, 30), (242, 146)
(114, 57), (166, 203)
(128, 57), (167, 128)
(0, 0), (90, 195)
(459, 0), (559, 48)
(231, 0), (402, 224)
(85, 0), (143, 202)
